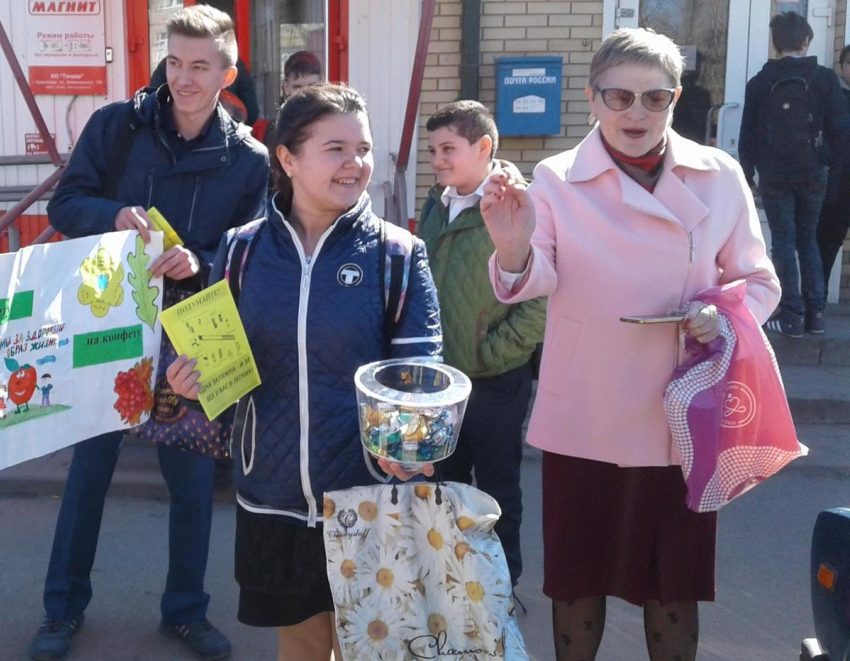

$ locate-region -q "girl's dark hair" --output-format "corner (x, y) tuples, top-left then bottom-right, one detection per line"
(271, 83), (368, 213)
(841, 44), (850, 66)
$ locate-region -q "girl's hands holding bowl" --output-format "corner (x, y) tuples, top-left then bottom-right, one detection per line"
(377, 458), (435, 481)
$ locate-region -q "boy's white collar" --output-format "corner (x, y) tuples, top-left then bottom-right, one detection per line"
(440, 161), (501, 205)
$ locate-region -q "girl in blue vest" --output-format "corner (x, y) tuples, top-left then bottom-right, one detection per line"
(167, 83), (442, 660)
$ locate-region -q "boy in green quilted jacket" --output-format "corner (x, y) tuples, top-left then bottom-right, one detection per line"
(418, 100), (547, 589)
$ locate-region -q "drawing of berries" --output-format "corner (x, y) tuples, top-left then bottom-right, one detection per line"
(113, 357), (155, 425)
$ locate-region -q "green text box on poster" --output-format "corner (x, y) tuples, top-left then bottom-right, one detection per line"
(73, 325), (144, 368)
(0, 291), (35, 324)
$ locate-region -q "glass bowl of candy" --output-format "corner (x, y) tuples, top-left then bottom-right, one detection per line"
(355, 357), (471, 470)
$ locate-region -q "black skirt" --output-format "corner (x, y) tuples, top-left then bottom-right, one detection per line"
(235, 506), (335, 628)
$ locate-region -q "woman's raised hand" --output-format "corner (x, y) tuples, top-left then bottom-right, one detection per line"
(481, 171), (536, 273)
(166, 354), (202, 400)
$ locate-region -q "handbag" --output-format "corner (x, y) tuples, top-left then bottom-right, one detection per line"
(130, 286), (229, 458)
(664, 280), (806, 512)
(323, 480), (528, 660)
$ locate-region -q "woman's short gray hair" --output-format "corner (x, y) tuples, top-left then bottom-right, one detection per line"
(589, 28), (684, 90)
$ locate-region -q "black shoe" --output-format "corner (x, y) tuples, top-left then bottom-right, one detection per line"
(764, 311), (804, 338)
(805, 310), (825, 334)
(159, 618), (232, 660)
(29, 614), (85, 661)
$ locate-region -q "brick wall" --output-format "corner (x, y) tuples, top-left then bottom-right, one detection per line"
(415, 1), (850, 302)
(416, 0), (601, 217)
(416, 0), (464, 215)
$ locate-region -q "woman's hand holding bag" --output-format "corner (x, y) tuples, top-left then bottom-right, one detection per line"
(684, 301), (721, 344)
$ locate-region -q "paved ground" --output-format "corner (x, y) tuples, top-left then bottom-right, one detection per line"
(0, 428), (847, 660)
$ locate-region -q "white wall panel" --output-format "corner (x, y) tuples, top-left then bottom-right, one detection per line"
(348, 0), (419, 221)
(0, 0), (128, 213)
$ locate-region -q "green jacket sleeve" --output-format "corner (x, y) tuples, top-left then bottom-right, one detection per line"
(479, 295), (547, 373)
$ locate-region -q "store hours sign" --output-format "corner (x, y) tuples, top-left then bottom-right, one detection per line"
(27, 1), (107, 95)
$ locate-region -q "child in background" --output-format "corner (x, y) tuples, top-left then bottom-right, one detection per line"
(282, 50), (322, 100)
(418, 100), (547, 591)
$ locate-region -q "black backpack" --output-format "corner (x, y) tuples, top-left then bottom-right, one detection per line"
(756, 73), (823, 175)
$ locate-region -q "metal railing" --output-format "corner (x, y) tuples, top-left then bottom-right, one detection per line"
(0, 19), (64, 248)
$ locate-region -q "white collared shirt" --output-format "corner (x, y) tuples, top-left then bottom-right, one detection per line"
(440, 163), (500, 224)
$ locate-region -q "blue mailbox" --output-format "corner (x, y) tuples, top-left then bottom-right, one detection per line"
(496, 56), (563, 136)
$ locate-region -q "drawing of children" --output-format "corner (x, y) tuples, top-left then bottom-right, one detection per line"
(0, 382), (7, 420)
(40, 374), (53, 407)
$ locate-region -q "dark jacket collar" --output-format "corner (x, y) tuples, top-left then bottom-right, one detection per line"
(268, 191), (374, 250)
(130, 86), (253, 170)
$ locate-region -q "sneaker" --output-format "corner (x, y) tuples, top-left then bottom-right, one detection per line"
(806, 310), (825, 334)
(764, 311), (804, 338)
(159, 619), (232, 660)
(29, 613), (85, 661)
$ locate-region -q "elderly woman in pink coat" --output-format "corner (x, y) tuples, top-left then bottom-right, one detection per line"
(483, 29), (780, 661)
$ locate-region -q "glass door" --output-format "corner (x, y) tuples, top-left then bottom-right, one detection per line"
(604, 0), (772, 159)
(148, 0), (185, 75)
(250, 0), (327, 120)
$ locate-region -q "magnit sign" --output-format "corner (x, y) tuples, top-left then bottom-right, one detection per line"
(28, 2), (101, 15)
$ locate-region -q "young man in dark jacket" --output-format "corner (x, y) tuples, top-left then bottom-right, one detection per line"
(29, 6), (267, 661)
(739, 11), (848, 336)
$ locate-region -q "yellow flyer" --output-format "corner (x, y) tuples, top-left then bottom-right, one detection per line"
(160, 280), (261, 420)
(146, 207), (184, 251)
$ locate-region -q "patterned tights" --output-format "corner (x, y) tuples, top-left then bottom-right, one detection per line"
(553, 598), (699, 661)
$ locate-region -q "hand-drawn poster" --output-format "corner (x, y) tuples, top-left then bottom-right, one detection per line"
(160, 280), (261, 421)
(0, 231), (163, 470)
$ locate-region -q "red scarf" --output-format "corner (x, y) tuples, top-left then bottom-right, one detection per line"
(601, 134), (667, 191)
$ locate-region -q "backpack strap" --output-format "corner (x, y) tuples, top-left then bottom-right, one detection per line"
(380, 220), (415, 351)
(224, 218), (266, 306)
(101, 104), (140, 200)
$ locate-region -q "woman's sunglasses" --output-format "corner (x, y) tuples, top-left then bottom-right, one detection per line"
(595, 87), (677, 112)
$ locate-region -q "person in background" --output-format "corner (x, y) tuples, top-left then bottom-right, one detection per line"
(817, 43), (850, 299)
(151, 55), (259, 126)
(30, 6), (267, 661)
(262, 50), (324, 187)
(418, 100), (546, 592)
(739, 12), (848, 337)
(281, 50), (323, 102)
(480, 28), (779, 661)
(168, 83), (441, 661)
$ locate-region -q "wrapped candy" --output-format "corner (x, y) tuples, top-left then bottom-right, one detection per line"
(355, 358), (471, 470)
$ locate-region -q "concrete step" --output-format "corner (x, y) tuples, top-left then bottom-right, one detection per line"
(782, 365), (850, 424)
(788, 423), (850, 479)
(0, 441), (236, 502)
(768, 303), (850, 366)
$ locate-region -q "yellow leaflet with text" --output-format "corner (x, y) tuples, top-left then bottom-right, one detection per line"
(160, 280), (261, 420)
(146, 207), (184, 251)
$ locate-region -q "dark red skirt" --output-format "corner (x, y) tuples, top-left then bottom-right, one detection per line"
(542, 451), (717, 606)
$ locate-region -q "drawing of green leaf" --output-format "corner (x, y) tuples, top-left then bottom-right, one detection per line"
(127, 235), (159, 331)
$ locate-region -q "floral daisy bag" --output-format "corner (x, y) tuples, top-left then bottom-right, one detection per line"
(322, 481), (528, 661)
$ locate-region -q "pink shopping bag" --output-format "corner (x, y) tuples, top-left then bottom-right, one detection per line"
(664, 280), (807, 512)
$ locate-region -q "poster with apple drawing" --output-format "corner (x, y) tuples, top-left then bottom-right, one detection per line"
(0, 230), (163, 470)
